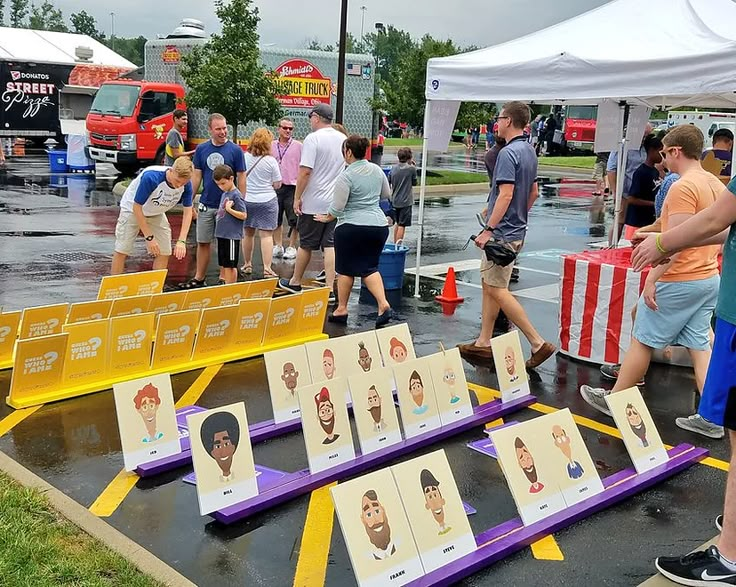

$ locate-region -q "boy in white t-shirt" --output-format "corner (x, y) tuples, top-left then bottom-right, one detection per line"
(111, 157), (194, 275)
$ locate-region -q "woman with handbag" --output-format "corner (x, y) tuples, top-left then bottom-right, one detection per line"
(241, 128), (282, 277)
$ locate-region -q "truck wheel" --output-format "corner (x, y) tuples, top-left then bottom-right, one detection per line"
(154, 146), (166, 166)
(113, 163), (140, 177)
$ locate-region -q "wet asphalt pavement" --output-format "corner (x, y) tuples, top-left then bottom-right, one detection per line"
(0, 150), (727, 586)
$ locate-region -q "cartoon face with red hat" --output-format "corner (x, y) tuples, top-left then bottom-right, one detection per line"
(315, 387), (340, 445)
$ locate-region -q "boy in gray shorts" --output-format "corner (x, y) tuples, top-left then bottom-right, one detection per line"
(389, 147), (417, 243)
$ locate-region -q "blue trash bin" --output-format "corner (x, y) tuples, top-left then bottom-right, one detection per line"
(362, 241), (408, 292)
(48, 150), (68, 173)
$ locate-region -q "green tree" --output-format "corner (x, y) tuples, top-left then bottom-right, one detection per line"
(107, 36), (146, 66)
(385, 35), (458, 128)
(0, 1), (5, 26)
(28, 1), (67, 31)
(180, 0), (283, 139)
(10, 0), (28, 27)
(364, 25), (415, 89)
(70, 10), (105, 41)
(456, 102), (496, 131)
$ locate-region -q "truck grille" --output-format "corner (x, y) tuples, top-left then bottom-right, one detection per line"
(91, 133), (118, 142)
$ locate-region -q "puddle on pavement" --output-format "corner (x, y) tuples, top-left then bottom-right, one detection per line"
(0, 231), (75, 237)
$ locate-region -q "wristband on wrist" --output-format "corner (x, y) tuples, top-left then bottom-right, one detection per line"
(655, 233), (668, 255)
(176, 239), (186, 244)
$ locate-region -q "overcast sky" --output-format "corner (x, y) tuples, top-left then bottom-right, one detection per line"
(45, 0), (612, 49)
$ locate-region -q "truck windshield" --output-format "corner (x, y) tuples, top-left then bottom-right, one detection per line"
(89, 84), (140, 117)
(566, 106), (597, 120)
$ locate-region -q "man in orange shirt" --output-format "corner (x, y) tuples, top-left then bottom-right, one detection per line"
(581, 125), (723, 439)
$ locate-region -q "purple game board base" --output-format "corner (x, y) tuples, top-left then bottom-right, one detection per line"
(212, 395), (535, 525)
(405, 443), (708, 586)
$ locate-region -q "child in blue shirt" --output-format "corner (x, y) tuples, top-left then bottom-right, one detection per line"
(213, 165), (247, 284)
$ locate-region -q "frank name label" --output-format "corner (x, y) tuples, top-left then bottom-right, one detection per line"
(389, 570), (406, 581)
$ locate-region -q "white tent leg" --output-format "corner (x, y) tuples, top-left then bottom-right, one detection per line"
(611, 104), (629, 247)
(414, 103), (431, 298)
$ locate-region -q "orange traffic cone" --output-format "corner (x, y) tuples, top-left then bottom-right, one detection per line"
(435, 266), (464, 304)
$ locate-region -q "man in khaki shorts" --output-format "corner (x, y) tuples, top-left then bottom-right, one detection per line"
(458, 101), (556, 369)
(111, 157), (194, 274)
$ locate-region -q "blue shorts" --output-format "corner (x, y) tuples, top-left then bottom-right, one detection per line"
(699, 318), (736, 429)
(632, 275), (719, 351)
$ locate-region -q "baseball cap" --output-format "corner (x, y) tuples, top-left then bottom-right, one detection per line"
(309, 103), (334, 121)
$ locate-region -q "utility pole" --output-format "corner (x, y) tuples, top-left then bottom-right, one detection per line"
(360, 5), (367, 41)
(110, 12), (115, 51)
(336, 0), (348, 124)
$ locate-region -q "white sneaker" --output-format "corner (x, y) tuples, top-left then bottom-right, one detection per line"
(283, 246), (297, 260)
(273, 245), (284, 258)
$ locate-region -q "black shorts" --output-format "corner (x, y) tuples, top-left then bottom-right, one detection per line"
(297, 214), (336, 251)
(334, 224), (389, 277)
(276, 184), (297, 228)
(217, 237), (240, 268)
(392, 205), (412, 227)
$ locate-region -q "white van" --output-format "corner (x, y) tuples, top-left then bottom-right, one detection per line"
(667, 111), (736, 148)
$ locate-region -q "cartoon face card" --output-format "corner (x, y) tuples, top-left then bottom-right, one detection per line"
(187, 402), (258, 515)
(112, 373), (181, 471)
(330, 468), (425, 587)
(391, 450), (476, 573)
(263, 346), (312, 424)
(375, 323), (416, 367)
(305, 338), (352, 404)
(606, 387), (669, 474)
(392, 357), (442, 439)
(491, 331), (530, 403)
(348, 368), (403, 456)
(425, 348), (473, 425)
(298, 379), (356, 474)
(544, 409), (603, 507)
(489, 414), (567, 525)
(338, 331), (384, 377)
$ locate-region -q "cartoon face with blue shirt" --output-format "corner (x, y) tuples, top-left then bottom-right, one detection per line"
(409, 370), (428, 415)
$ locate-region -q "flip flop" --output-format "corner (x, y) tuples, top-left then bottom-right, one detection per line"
(240, 264), (252, 275)
(263, 268), (278, 278)
(328, 313), (348, 324)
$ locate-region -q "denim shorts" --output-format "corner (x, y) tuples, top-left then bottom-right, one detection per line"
(632, 275), (719, 351)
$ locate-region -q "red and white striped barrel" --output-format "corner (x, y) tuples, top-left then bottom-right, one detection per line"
(558, 249), (649, 365)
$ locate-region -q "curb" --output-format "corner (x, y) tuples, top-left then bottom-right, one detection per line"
(0, 451), (197, 587)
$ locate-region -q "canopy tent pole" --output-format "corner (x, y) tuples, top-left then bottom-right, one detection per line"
(611, 103), (630, 247)
(414, 102), (431, 298)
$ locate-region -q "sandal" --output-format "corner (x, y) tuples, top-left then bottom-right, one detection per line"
(178, 277), (206, 290)
(240, 264), (252, 275)
(328, 312), (348, 324)
(263, 267), (278, 278)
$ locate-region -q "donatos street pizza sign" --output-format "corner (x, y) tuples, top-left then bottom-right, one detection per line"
(272, 59), (332, 109)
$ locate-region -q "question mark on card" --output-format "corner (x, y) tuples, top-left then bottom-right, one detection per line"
(88, 337), (102, 351)
(134, 330), (146, 343)
(43, 351), (58, 365)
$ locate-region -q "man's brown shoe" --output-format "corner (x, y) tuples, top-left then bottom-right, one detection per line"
(526, 341), (556, 369)
(457, 342), (494, 362)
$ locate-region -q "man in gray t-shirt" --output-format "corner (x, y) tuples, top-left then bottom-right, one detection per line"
(389, 147), (417, 242)
(458, 101), (556, 370)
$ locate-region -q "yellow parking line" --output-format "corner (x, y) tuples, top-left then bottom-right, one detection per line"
(89, 365), (223, 518)
(175, 364), (223, 408)
(530, 534), (565, 561)
(293, 482), (336, 587)
(0, 405), (42, 437)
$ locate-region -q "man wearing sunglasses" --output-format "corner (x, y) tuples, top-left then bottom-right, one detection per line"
(581, 125), (724, 439)
(272, 118), (302, 260)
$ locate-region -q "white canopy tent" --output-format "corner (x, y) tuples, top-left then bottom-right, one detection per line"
(414, 0), (736, 295)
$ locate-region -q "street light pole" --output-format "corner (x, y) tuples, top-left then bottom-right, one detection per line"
(360, 6), (367, 41)
(336, 0), (348, 124)
(110, 12), (115, 51)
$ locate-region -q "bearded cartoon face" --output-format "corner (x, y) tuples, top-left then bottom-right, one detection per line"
(357, 342), (372, 372)
(281, 362), (299, 395)
(367, 385), (382, 424)
(361, 491), (393, 553)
